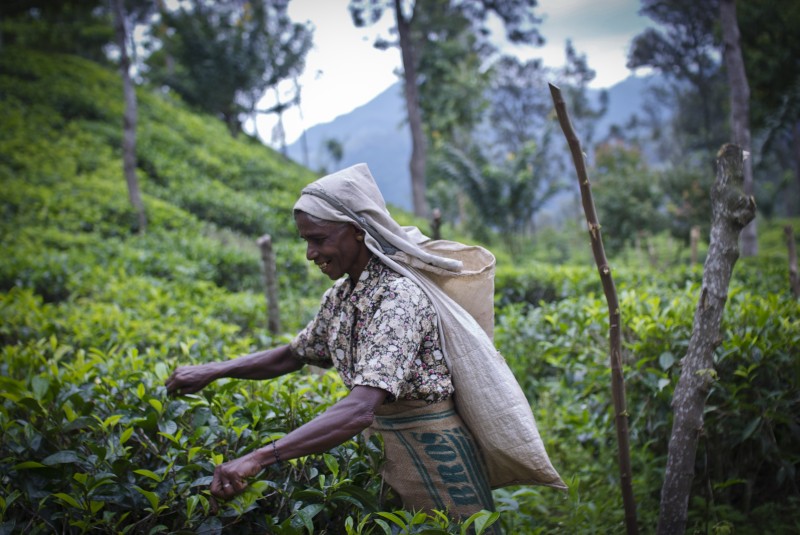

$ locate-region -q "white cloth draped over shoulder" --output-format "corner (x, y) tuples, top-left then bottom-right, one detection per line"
(293, 163), (565, 490)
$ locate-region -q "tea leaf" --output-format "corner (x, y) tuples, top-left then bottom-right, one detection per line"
(52, 493), (81, 509)
(134, 469), (163, 483)
(42, 451), (80, 466)
(133, 486), (160, 511)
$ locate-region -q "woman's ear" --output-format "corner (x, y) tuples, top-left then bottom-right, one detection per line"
(352, 225), (365, 242)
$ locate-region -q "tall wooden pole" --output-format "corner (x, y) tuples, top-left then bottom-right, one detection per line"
(786, 225), (800, 298)
(258, 234), (281, 335)
(549, 83), (639, 535)
(431, 208), (442, 241)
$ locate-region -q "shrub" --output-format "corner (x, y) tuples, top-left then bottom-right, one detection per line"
(493, 273), (800, 532)
(3, 45), (799, 534)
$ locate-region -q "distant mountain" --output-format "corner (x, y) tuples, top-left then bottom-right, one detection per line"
(595, 74), (666, 142)
(287, 74), (666, 211)
(286, 84), (412, 209)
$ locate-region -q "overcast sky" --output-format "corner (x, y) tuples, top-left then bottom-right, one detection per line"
(249, 0), (654, 146)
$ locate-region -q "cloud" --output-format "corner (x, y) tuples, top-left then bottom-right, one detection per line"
(533, 0), (651, 86)
(251, 0), (654, 145)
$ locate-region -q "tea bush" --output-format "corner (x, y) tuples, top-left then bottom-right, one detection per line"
(493, 263), (800, 533)
(0, 284), (500, 533)
(0, 297), (379, 532)
(1, 46), (502, 534)
(2, 45), (799, 533)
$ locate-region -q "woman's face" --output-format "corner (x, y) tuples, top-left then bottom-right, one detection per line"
(294, 211), (371, 281)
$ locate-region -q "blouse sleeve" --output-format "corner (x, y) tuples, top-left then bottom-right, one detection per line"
(290, 288), (335, 368)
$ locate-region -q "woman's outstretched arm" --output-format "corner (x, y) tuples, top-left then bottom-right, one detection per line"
(165, 344), (305, 395)
(209, 385), (388, 500)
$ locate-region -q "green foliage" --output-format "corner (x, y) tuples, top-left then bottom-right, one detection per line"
(628, 0), (719, 95)
(592, 144), (667, 254)
(739, 0), (800, 130)
(492, 260), (800, 533)
(2, 44), (800, 533)
(433, 139), (562, 257)
(627, 0), (799, 222)
(0, 0), (113, 63)
(146, 0), (312, 136)
(0, 45), (507, 533)
(740, 0), (800, 217)
(0, 299), (384, 532)
(494, 261), (600, 308)
(413, 1), (490, 144)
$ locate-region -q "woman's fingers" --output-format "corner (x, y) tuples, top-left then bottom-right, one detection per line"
(165, 366), (207, 395)
(210, 467), (247, 500)
(165, 372), (186, 395)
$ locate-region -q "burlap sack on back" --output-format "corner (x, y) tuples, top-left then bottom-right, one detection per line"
(397, 241), (566, 490)
(394, 236), (496, 340)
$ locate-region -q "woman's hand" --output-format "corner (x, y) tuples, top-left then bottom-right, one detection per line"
(205, 386), (386, 503)
(165, 363), (219, 395)
(209, 451), (264, 501)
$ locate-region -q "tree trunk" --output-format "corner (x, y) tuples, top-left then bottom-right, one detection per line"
(111, 0), (146, 233)
(549, 83), (639, 535)
(793, 122), (800, 216)
(786, 225), (800, 298)
(657, 144), (756, 534)
(257, 234), (281, 335)
(720, 0), (757, 256)
(394, 0), (428, 218)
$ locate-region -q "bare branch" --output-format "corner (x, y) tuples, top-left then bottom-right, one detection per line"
(549, 82), (639, 535)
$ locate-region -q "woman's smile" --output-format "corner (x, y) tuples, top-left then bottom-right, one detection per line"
(295, 211), (372, 281)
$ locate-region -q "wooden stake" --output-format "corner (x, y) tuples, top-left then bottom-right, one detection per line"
(549, 83), (639, 535)
(690, 226), (701, 266)
(786, 225), (800, 298)
(431, 208), (442, 241)
(257, 234), (281, 335)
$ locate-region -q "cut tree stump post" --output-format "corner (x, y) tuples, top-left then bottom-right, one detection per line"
(786, 225), (800, 298)
(657, 144), (756, 534)
(258, 234), (281, 335)
(431, 208), (442, 240)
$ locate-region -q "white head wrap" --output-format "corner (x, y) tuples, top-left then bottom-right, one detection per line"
(293, 162), (462, 273)
(293, 163), (497, 338)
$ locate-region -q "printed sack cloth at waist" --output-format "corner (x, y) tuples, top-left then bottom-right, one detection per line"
(368, 399), (495, 519)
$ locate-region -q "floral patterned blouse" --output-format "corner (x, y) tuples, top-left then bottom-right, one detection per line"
(290, 256), (454, 403)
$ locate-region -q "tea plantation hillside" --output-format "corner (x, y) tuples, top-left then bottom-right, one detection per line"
(0, 46), (368, 533)
(2, 46), (800, 534)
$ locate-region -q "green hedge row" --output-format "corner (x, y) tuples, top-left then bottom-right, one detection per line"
(493, 279), (800, 532)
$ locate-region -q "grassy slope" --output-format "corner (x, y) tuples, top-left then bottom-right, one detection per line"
(0, 46), (337, 336)
(0, 46), (373, 532)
